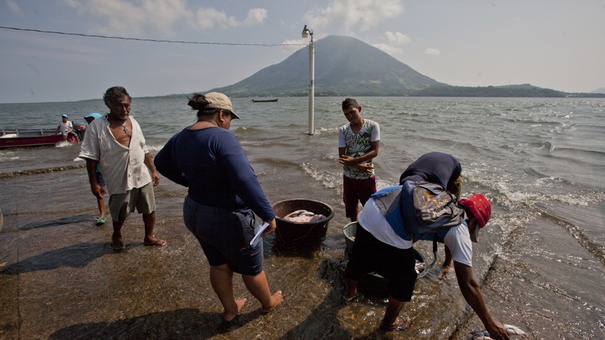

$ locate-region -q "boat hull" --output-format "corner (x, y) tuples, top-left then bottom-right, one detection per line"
(252, 99), (278, 103)
(0, 129), (66, 148)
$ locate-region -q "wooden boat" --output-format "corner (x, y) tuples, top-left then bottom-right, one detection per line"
(0, 128), (68, 148)
(252, 98), (278, 103)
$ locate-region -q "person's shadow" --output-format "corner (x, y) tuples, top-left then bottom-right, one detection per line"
(48, 308), (264, 339)
(18, 214), (94, 231)
(0, 242), (109, 275)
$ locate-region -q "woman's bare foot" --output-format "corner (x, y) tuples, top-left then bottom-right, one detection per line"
(260, 291), (284, 314)
(223, 298), (247, 321)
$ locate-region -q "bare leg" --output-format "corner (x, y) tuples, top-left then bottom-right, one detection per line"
(380, 296), (409, 330)
(210, 264), (247, 321)
(112, 217), (126, 249)
(143, 211), (166, 246)
(97, 186), (106, 219)
(242, 271), (283, 313)
(97, 198), (105, 219)
(344, 278), (359, 300)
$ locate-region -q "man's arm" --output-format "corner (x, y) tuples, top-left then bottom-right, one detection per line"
(338, 146), (346, 159)
(454, 261), (510, 340)
(338, 141), (379, 173)
(363, 140), (379, 161)
(339, 141), (379, 164)
(84, 158), (103, 199)
(144, 153), (160, 187)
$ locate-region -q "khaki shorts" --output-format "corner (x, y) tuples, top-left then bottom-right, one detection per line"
(108, 183), (156, 221)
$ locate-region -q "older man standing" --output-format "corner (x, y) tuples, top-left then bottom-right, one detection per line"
(79, 86), (165, 249)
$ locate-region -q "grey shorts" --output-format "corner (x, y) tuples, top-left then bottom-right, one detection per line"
(108, 183), (156, 221)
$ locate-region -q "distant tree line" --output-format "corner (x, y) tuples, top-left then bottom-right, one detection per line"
(408, 84), (605, 98)
(410, 84), (564, 97)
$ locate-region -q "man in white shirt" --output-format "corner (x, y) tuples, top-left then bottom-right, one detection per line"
(56, 114), (75, 141)
(338, 98), (380, 222)
(79, 86), (165, 249)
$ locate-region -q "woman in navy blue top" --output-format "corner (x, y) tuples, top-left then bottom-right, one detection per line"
(154, 92), (283, 321)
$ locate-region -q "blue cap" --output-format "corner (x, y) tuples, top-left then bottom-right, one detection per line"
(84, 112), (103, 120)
(62, 114), (68, 118)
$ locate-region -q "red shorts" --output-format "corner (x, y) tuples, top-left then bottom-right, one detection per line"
(343, 175), (376, 219)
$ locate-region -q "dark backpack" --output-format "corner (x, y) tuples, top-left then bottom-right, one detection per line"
(401, 180), (466, 239)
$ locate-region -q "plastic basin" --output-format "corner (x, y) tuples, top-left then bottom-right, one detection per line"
(272, 199), (334, 248)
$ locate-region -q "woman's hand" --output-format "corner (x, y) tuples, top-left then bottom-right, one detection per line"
(262, 218), (277, 236)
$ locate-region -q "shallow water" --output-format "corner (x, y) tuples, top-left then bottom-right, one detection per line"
(1, 97), (604, 339)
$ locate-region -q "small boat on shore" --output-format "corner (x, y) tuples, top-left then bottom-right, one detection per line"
(0, 128), (73, 148)
(252, 98), (278, 103)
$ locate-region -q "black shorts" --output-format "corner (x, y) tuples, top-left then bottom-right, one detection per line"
(344, 226), (417, 301)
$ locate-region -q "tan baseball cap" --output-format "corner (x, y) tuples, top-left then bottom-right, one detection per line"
(204, 92), (240, 119)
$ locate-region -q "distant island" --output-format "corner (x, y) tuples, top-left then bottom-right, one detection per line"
(195, 35), (603, 98)
(409, 84), (605, 98)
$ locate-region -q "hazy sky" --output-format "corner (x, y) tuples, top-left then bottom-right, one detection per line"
(1, 0), (604, 103)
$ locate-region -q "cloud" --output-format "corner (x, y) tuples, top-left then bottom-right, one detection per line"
(4, 0), (22, 15)
(194, 7), (238, 29)
(303, 0), (404, 35)
(372, 43), (403, 57)
(372, 31), (409, 58)
(194, 7), (267, 29)
(60, 1), (266, 36)
(384, 31), (411, 45)
(280, 39), (308, 54)
(242, 8), (268, 26)
(61, 0), (189, 37)
(424, 48), (441, 56)
(60, 0), (82, 10)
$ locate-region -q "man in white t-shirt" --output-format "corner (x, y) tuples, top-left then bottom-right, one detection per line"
(56, 114), (74, 141)
(338, 98), (380, 222)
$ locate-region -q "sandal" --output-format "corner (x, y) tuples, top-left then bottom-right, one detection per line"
(380, 315), (411, 332)
(95, 217), (107, 226)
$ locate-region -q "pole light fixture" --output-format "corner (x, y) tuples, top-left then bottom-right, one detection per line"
(302, 25), (315, 135)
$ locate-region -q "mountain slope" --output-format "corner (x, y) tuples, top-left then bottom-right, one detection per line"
(210, 35), (441, 97)
(591, 87), (605, 94)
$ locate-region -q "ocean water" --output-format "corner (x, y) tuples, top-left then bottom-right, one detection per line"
(1, 96), (604, 339)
